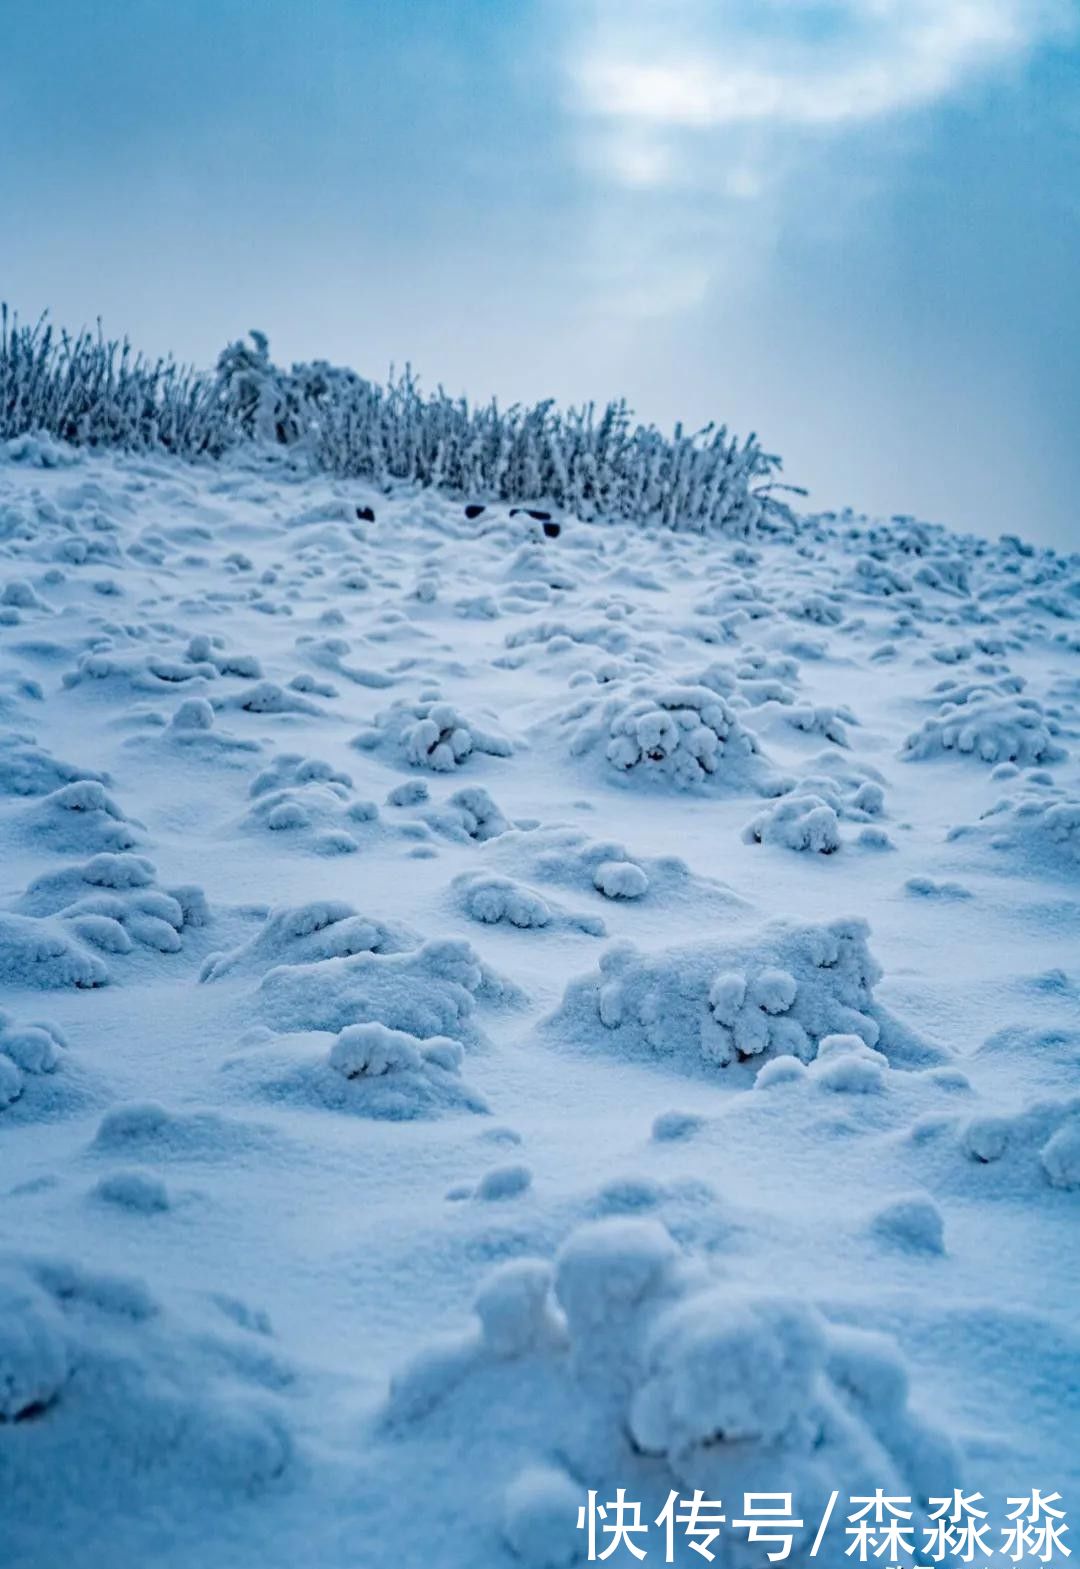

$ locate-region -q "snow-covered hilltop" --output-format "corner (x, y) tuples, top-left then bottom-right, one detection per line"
(0, 391), (1077, 1567)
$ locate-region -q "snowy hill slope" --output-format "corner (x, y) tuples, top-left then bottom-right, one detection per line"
(0, 437), (1077, 1568)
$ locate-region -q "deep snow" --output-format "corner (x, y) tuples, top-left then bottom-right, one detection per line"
(0, 438), (1076, 1567)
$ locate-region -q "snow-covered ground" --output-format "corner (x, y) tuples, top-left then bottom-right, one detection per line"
(0, 437), (1077, 1568)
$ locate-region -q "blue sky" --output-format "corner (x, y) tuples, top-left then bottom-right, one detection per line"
(2, 0), (1078, 546)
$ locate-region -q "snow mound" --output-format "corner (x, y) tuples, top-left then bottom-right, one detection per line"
(249, 752), (353, 799)
(200, 898), (412, 982)
(255, 936), (512, 1039)
(0, 912), (109, 989)
(240, 754), (375, 853)
(547, 919), (936, 1073)
(903, 691), (1067, 766)
(158, 696), (260, 757)
(744, 764), (886, 854)
(946, 788), (1080, 875)
(961, 1096), (1080, 1192)
(869, 1194), (946, 1254)
(226, 680), (323, 717)
(458, 875), (553, 930)
(387, 1219), (957, 1546)
(423, 786), (511, 843)
(222, 1021), (488, 1122)
(17, 779), (141, 854)
(749, 697), (856, 749)
(0, 1253), (292, 1518)
(7, 854), (208, 977)
(454, 873), (604, 937)
(0, 733), (107, 798)
(481, 826), (746, 922)
(565, 680), (766, 790)
(353, 698), (513, 773)
(92, 1100), (277, 1162)
(903, 1093), (1080, 1197)
(93, 1168), (171, 1213)
(0, 1010), (65, 1110)
(62, 646), (218, 697)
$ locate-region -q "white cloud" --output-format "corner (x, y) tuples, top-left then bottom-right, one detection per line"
(566, 0), (1072, 182)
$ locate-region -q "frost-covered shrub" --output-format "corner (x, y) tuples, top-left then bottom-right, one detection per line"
(567, 681), (764, 790)
(353, 699), (513, 773)
(903, 692), (1066, 766)
(1, 310), (795, 535)
(547, 919), (935, 1074)
(0, 311), (233, 456)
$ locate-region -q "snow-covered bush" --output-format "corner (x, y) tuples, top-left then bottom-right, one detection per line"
(743, 792), (841, 853)
(547, 919), (938, 1074)
(424, 786), (510, 843)
(567, 681), (764, 790)
(592, 860), (649, 899)
(387, 1218), (958, 1551)
(353, 699), (513, 773)
(240, 755), (371, 853)
(903, 691), (1066, 766)
(744, 765), (886, 855)
(904, 1092), (1080, 1196)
